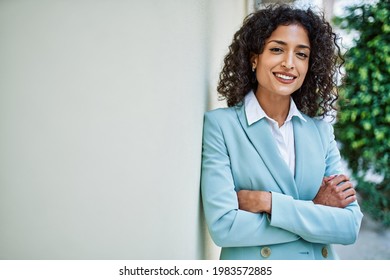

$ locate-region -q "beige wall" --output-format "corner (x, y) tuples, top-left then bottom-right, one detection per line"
(0, 0), (245, 259)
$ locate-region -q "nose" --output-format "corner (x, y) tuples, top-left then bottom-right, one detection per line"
(282, 52), (295, 69)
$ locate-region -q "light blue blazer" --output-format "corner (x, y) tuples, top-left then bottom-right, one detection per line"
(201, 104), (363, 260)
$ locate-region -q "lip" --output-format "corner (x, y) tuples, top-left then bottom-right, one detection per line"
(273, 72), (297, 84)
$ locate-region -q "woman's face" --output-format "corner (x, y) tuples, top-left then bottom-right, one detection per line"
(252, 24), (310, 99)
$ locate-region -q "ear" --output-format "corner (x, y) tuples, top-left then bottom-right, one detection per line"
(250, 53), (258, 69)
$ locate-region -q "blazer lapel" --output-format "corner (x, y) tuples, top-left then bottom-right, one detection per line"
(293, 117), (325, 199)
(235, 105), (299, 198)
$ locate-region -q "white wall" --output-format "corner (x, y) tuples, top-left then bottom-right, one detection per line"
(0, 0), (246, 260)
(204, 0), (247, 259)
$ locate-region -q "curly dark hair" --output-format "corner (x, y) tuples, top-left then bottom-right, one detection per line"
(217, 4), (343, 117)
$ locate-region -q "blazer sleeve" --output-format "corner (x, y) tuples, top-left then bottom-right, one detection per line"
(269, 122), (363, 245)
(201, 111), (300, 248)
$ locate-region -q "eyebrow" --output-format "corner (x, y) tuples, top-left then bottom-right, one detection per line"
(267, 39), (311, 50)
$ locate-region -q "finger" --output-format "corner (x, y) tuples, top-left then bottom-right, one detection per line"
(332, 174), (349, 185)
(338, 181), (354, 192)
(342, 187), (356, 198)
(324, 174), (337, 182)
(343, 195), (357, 206)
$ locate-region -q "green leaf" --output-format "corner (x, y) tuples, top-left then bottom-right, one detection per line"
(334, 0), (390, 227)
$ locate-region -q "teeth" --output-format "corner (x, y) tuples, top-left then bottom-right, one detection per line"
(275, 73), (294, 80)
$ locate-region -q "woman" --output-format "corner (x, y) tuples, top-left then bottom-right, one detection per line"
(201, 4), (363, 260)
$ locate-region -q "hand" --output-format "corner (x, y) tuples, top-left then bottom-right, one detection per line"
(237, 190), (272, 214)
(313, 174), (356, 208)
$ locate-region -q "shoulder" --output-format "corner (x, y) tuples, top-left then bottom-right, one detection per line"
(311, 116), (335, 136)
(204, 105), (242, 125)
(301, 114), (336, 149)
(300, 113), (334, 133)
(203, 105), (243, 137)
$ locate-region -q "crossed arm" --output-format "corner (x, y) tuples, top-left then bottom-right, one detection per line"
(238, 174), (357, 214)
(201, 112), (363, 247)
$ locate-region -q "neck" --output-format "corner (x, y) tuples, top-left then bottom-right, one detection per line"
(255, 92), (290, 127)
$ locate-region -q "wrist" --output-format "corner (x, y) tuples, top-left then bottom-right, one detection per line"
(259, 191), (272, 214)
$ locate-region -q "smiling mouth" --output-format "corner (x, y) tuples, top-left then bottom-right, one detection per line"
(274, 73), (296, 80)
(273, 72), (297, 83)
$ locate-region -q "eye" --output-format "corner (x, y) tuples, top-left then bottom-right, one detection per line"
(296, 52), (309, 59)
(270, 47), (283, 53)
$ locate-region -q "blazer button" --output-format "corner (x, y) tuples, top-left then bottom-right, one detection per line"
(322, 246), (328, 258)
(260, 247), (271, 258)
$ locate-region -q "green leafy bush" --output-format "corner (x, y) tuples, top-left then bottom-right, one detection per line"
(334, 0), (390, 226)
